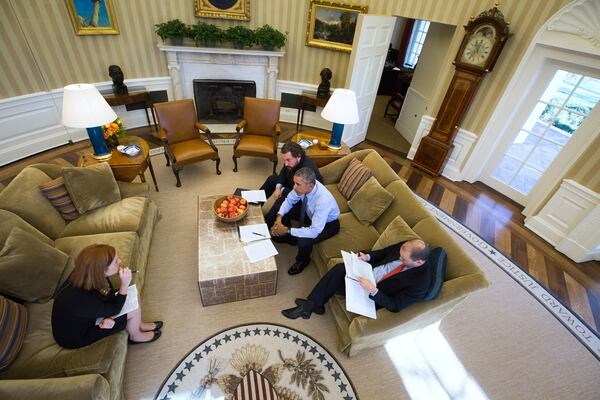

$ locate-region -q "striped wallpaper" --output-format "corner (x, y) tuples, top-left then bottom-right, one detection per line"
(2, 0), (595, 192)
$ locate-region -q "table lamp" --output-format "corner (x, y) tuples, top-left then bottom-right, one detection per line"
(62, 83), (117, 160)
(320, 88), (359, 150)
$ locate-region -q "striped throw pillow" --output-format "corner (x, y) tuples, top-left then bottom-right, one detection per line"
(39, 177), (80, 221)
(0, 295), (28, 372)
(338, 158), (372, 200)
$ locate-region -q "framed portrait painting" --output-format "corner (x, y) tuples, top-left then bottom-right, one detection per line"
(65, 0), (119, 35)
(195, 0), (250, 21)
(306, 0), (367, 52)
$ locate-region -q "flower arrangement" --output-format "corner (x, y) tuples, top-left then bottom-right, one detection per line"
(102, 118), (126, 147)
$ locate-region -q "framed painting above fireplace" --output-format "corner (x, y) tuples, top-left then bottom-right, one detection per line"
(194, 0), (250, 21)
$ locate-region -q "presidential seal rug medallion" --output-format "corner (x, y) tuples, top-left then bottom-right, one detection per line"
(155, 323), (358, 400)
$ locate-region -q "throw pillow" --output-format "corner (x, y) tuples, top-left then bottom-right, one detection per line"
(62, 163), (121, 214)
(348, 177), (393, 225)
(0, 227), (69, 303)
(372, 215), (421, 251)
(39, 176), (80, 221)
(0, 295), (28, 372)
(337, 158), (372, 200)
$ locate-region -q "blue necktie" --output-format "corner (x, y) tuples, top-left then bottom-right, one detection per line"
(299, 195), (307, 227)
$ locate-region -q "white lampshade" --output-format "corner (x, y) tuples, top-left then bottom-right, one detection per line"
(321, 88), (359, 125)
(62, 84), (117, 128)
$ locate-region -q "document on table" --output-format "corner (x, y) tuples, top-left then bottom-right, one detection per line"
(95, 284), (139, 325)
(241, 190), (267, 203)
(341, 251), (377, 319)
(243, 239), (278, 263)
(239, 223), (271, 243)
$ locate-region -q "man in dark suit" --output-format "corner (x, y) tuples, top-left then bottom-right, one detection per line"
(260, 142), (323, 227)
(282, 239), (431, 319)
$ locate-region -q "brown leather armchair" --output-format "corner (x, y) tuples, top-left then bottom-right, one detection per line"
(153, 99), (221, 187)
(233, 97), (281, 174)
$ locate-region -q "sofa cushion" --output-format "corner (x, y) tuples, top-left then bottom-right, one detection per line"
(0, 227), (69, 303)
(348, 177), (393, 225)
(373, 216), (422, 251)
(0, 300), (126, 379)
(325, 184), (351, 214)
(421, 247), (447, 301)
(60, 197), (150, 238)
(361, 152), (400, 188)
(0, 167), (66, 239)
(314, 212), (379, 262)
(373, 180), (432, 232)
(0, 295), (28, 372)
(337, 158), (372, 200)
(39, 176), (80, 221)
(62, 163), (121, 214)
(0, 210), (53, 249)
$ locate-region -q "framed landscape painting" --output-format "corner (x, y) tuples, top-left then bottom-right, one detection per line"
(65, 0), (119, 35)
(306, 0), (367, 52)
(195, 0), (250, 21)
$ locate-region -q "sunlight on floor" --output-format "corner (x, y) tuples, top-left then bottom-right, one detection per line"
(385, 322), (489, 400)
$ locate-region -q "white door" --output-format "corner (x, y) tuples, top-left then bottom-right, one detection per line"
(480, 65), (600, 205)
(343, 15), (396, 147)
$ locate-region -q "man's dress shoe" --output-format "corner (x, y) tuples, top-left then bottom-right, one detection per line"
(288, 260), (309, 275)
(295, 298), (325, 314)
(281, 303), (312, 319)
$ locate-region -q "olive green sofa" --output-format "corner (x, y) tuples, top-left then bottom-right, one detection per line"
(0, 164), (160, 400)
(270, 149), (490, 356)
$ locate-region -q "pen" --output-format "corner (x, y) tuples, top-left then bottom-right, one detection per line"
(346, 276), (358, 282)
(252, 232), (266, 237)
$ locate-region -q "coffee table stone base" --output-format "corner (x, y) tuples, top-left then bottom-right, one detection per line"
(199, 270), (277, 306)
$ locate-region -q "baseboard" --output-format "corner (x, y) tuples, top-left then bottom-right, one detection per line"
(407, 115), (477, 182)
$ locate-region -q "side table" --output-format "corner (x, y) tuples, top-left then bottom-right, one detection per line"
(296, 92), (330, 132)
(100, 87), (158, 133)
(291, 131), (351, 167)
(78, 136), (159, 192)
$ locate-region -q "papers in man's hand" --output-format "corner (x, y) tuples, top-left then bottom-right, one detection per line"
(341, 251), (377, 319)
(241, 190), (267, 203)
(239, 224), (271, 243)
(243, 239), (278, 263)
(95, 284), (139, 326)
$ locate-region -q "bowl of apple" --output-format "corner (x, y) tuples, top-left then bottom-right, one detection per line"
(213, 194), (248, 222)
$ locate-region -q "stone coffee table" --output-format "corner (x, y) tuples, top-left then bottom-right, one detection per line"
(197, 195), (277, 306)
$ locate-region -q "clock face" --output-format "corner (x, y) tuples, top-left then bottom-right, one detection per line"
(461, 24), (496, 67)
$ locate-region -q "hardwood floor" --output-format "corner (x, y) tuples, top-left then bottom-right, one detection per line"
(2, 125), (599, 335)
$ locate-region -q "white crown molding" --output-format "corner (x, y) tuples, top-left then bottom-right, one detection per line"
(525, 179), (600, 261)
(407, 115), (477, 182)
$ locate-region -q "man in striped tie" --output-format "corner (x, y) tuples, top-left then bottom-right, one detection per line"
(282, 239), (431, 319)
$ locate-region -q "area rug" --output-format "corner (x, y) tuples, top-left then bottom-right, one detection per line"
(154, 323), (358, 400)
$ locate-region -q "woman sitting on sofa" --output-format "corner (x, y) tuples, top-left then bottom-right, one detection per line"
(52, 244), (161, 349)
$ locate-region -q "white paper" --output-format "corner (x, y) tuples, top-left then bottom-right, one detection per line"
(341, 251), (377, 319)
(243, 239), (278, 263)
(241, 190), (267, 203)
(239, 224), (271, 243)
(95, 284), (139, 325)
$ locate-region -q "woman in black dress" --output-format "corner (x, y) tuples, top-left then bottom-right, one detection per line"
(52, 244), (162, 349)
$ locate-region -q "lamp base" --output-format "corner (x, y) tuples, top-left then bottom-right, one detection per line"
(328, 122), (344, 150)
(86, 126), (112, 160)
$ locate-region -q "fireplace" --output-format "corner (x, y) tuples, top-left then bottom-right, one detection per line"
(193, 79), (256, 123)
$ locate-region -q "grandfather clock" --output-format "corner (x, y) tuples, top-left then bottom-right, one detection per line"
(413, 6), (510, 176)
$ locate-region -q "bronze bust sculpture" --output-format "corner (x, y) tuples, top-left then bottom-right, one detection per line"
(317, 68), (332, 99)
(108, 65), (128, 95)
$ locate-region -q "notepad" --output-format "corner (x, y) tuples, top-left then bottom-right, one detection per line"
(243, 240), (278, 263)
(239, 224), (271, 243)
(95, 284), (139, 325)
(341, 251), (377, 319)
(241, 190), (267, 203)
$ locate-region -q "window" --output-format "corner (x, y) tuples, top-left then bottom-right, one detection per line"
(403, 20), (430, 69)
(491, 70), (600, 194)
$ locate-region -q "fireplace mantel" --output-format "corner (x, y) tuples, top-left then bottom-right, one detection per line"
(158, 43), (284, 101)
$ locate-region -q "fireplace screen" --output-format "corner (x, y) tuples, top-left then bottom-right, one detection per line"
(193, 79), (256, 123)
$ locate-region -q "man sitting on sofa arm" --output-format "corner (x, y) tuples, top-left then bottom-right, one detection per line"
(281, 239), (431, 319)
(270, 167), (340, 275)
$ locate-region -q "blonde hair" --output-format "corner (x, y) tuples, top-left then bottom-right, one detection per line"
(69, 244), (116, 291)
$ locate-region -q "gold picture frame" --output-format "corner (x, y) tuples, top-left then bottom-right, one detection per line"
(306, 0), (367, 52)
(195, 0), (250, 21)
(65, 0), (119, 35)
